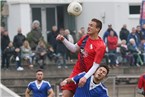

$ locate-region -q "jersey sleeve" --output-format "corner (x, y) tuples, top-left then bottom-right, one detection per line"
(94, 44), (106, 64)
(72, 72), (86, 84)
(138, 75), (144, 89)
(46, 82), (52, 91)
(28, 82), (32, 90)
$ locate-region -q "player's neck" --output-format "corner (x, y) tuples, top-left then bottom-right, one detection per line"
(37, 80), (42, 84)
(93, 78), (101, 84)
(89, 34), (99, 40)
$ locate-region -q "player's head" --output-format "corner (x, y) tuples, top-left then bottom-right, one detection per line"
(87, 18), (102, 35)
(94, 65), (109, 81)
(36, 69), (44, 81)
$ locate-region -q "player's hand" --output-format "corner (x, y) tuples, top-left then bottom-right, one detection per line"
(78, 77), (87, 87)
(56, 34), (64, 41)
(60, 80), (67, 86)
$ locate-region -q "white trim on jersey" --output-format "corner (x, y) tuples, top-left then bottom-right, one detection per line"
(35, 80), (44, 89)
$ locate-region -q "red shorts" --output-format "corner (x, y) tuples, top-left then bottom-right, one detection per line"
(61, 65), (81, 94)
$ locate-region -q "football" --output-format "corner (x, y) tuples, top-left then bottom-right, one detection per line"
(67, 1), (82, 16)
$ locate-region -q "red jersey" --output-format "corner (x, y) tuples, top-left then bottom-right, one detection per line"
(75, 35), (106, 72)
(138, 73), (145, 91)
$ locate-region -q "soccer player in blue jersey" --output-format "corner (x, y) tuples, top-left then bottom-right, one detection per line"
(25, 69), (54, 97)
(61, 65), (109, 97)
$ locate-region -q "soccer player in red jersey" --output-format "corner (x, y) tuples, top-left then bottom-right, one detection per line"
(56, 18), (106, 97)
(137, 73), (145, 97)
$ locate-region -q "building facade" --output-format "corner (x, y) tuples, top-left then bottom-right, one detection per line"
(5, 0), (142, 41)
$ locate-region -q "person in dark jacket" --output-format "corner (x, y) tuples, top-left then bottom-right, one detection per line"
(13, 27), (25, 70)
(4, 42), (15, 69)
(119, 24), (130, 41)
(1, 30), (10, 69)
(47, 25), (58, 53)
(13, 27), (26, 48)
(141, 24), (145, 40)
(56, 28), (67, 68)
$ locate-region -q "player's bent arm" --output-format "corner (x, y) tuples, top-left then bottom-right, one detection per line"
(25, 88), (31, 97)
(62, 38), (80, 53)
(48, 89), (55, 97)
(84, 62), (99, 79)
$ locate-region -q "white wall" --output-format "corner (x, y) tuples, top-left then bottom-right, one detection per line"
(8, 3), (21, 41)
(76, 1), (141, 41)
(8, 3), (31, 40)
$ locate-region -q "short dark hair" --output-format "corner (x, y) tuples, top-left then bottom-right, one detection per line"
(91, 18), (102, 32)
(98, 64), (109, 76)
(36, 69), (43, 73)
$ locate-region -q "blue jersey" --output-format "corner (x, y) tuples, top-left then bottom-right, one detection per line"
(28, 80), (52, 97)
(73, 72), (109, 97)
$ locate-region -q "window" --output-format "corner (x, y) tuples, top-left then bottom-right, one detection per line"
(129, 5), (140, 15)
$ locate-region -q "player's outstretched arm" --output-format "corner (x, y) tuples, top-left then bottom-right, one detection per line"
(56, 34), (79, 53)
(48, 89), (55, 97)
(78, 62), (99, 87)
(25, 88), (31, 97)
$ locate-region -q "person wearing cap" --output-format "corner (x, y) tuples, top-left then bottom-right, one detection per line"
(27, 20), (43, 50)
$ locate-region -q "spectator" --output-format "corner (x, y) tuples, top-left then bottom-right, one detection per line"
(64, 29), (74, 62)
(136, 25), (144, 43)
(127, 38), (143, 67)
(137, 73), (145, 97)
(3, 42), (15, 69)
(141, 24), (145, 40)
(119, 40), (134, 66)
(107, 30), (118, 68)
(1, 30), (10, 69)
(138, 39), (145, 64)
(78, 27), (86, 40)
(21, 40), (33, 68)
(127, 27), (140, 47)
(35, 40), (48, 69)
(119, 24), (130, 41)
(27, 20), (42, 50)
(25, 69), (55, 97)
(13, 27), (26, 48)
(13, 27), (25, 70)
(47, 25), (58, 53)
(103, 24), (118, 44)
(56, 28), (67, 68)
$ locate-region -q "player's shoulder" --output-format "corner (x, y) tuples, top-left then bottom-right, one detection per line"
(100, 83), (109, 96)
(43, 80), (51, 86)
(28, 81), (35, 86)
(100, 83), (108, 92)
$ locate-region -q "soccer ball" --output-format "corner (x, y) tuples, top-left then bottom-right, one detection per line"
(67, 1), (82, 16)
